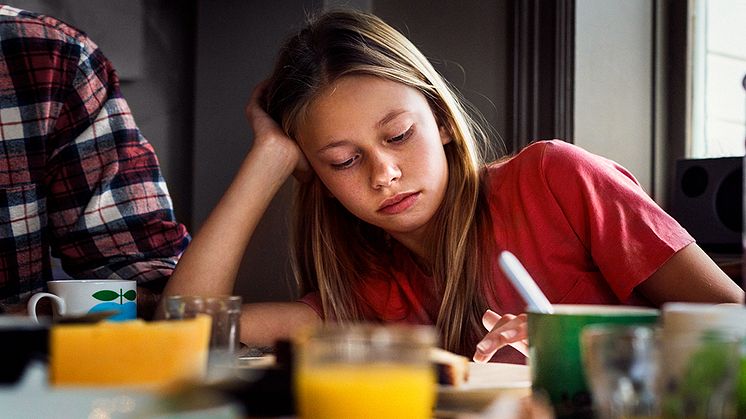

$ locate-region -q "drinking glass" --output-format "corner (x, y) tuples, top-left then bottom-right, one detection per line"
(294, 323), (436, 419)
(661, 302), (746, 418)
(164, 295), (242, 371)
(580, 324), (659, 419)
(659, 330), (741, 419)
(529, 304), (659, 418)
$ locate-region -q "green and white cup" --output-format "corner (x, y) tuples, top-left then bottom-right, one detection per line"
(27, 279), (137, 322)
(527, 304), (659, 418)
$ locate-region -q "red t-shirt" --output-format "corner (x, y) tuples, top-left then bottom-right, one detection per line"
(300, 140), (693, 361)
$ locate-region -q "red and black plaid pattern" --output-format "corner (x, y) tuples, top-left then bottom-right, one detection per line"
(0, 5), (190, 303)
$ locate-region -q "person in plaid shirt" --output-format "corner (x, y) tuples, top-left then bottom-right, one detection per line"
(0, 5), (190, 316)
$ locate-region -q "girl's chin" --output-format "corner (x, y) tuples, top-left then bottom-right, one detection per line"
(379, 221), (432, 238)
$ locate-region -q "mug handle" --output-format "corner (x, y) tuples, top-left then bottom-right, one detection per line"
(27, 292), (66, 323)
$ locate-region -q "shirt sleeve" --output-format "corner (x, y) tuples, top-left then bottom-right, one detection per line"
(539, 141), (693, 300)
(45, 37), (189, 290)
(298, 291), (325, 319)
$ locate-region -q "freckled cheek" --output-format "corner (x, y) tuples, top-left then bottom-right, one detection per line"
(322, 175), (370, 208)
(404, 151), (439, 175)
(331, 190), (374, 222)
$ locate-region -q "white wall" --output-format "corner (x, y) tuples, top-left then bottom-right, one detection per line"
(575, 0), (654, 193)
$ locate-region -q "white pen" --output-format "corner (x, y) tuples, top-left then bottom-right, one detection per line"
(498, 250), (554, 314)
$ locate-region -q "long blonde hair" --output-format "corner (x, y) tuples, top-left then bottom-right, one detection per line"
(265, 9), (502, 354)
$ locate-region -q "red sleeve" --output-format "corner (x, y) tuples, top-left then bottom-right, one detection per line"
(539, 141), (694, 300)
(298, 291), (325, 320)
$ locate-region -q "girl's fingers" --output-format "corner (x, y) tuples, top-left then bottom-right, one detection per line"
(245, 80), (286, 140)
(244, 81), (313, 180)
(509, 339), (529, 357)
(245, 80), (269, 120)
(482, 309), (501, 330)
(473, 312), (529, 362)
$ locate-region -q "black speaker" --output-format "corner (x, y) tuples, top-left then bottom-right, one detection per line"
(670, 157), (743, 254)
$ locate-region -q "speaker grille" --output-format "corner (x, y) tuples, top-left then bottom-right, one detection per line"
(671, 157), (742, 254)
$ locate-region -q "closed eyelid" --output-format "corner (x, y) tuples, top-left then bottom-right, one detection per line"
(388, 125), (414, 142)
(316, 140), (352, 155)
(331, 154), (359, 170)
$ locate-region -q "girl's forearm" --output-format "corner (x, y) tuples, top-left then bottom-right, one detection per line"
(162, 142), (297, 301)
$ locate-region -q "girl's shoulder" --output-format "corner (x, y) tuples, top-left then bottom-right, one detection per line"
(482, 139), (637, 196)
(485, 139), (624, 178)
(484, 139), (573, 179)
(487, 139), (571, 166)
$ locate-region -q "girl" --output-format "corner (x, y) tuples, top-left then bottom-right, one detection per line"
(163, 10), (743, 363)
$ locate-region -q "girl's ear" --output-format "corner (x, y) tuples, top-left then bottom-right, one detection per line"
(439, 125), (452, 145)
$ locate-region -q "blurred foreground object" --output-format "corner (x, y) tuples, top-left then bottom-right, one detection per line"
(164, 295), (242, 375)
(294, 323), (436, 419)
(528, 304), (659, 418)
(0, 316), (48, 384)
(431, 347), (470, 386)
(0, 362), (242, 418)
(50, 315), (211, 387)
(580, 324), (659, 418)
(660, 303), (746, 418)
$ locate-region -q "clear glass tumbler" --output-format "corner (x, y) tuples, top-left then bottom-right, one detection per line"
(659, 330), (741, 419)
(164, 295), (242, 370)
(580, 324), (660, 419)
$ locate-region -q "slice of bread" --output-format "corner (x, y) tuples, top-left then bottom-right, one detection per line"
(430, 347), (469, 387)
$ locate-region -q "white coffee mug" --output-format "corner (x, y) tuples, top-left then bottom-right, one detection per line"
(27, 279), (137, 322)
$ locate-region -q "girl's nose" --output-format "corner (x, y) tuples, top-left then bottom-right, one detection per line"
(370, 153), (401, 189)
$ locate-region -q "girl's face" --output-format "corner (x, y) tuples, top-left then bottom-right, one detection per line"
(296, 75), (451, 248)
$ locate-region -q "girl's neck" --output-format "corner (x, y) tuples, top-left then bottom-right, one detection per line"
(389, 231), (432, 273)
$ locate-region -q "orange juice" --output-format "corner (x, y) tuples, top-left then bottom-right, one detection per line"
(296, 363), (435, 419)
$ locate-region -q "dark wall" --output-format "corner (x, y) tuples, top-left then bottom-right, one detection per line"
(374, 0), (512, 146)
(193, 0), (319, 302)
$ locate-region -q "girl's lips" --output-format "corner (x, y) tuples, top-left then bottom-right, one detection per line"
(378, 192), (420, 215)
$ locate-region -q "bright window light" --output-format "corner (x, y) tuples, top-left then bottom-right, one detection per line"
(690, 0), (746, 158)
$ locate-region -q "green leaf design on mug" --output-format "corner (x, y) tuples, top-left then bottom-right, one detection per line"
(92, 290), (119, 301)
(123, 290), (137, 301)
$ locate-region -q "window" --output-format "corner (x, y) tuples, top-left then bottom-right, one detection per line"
(689, 0), (746, 158)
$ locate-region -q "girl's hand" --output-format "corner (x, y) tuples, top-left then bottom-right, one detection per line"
(245, 81), (312, 181)
(473, 309), (529, 363)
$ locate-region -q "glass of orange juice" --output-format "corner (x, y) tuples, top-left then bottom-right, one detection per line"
(294, 323), (436, 419)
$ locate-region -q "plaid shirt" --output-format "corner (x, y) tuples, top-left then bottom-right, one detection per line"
(0, 5), (190, 304)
